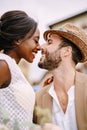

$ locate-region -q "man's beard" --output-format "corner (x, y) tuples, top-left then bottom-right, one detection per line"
(38, 50), (62, 71)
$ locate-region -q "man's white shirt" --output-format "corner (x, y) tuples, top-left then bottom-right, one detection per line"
(49, 84), (78, 130)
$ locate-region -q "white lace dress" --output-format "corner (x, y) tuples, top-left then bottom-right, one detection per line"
(0, 53), (35, 130)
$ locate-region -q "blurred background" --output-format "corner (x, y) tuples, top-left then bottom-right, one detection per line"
(0, 0), (87, 91)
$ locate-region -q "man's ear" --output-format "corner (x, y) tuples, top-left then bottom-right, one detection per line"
(61, 46), (72, 57)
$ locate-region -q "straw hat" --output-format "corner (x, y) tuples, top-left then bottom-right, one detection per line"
(43, 23), (87, 62)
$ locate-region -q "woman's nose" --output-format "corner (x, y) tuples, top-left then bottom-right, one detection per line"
(36, 44), (41, 51)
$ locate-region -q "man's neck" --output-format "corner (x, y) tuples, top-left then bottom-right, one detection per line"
(52, 65), (76, 113)
(52, 65), (76, 92)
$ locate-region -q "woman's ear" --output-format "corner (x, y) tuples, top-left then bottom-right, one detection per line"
(14, 39), (22, 46)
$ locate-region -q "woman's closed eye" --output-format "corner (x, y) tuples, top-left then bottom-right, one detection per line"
(35, 40), (39, 44)
(34, 37), (39, 45)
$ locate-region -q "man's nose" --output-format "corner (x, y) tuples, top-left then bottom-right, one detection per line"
(39, 43), (47, 54)
(40, 43), (47, 49)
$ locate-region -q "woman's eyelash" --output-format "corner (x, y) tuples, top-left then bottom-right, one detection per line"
(34, 40), (39, 45)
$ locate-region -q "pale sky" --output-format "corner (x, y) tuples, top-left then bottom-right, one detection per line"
(0, 0), (87, 82)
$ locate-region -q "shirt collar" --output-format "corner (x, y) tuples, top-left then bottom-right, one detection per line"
(48, 84), (75, 100)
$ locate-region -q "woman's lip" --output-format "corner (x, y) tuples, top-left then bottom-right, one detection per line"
(32, 53), (35, 59)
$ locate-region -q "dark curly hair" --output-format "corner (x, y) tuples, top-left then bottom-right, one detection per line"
(0, 10), (38, 53)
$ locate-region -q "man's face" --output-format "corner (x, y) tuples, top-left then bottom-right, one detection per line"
(38, 33), (62, 70)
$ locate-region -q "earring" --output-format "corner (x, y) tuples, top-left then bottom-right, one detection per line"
(16, 42), (20, 45)
(0, 49), (4, 53)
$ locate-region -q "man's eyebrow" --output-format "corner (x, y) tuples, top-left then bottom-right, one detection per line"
(47, 33), (52, 39)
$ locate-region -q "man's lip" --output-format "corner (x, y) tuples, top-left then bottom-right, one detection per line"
(32, 53), (35, 59)
(40, 54), (45, 61)
(41, 50), (47, 55)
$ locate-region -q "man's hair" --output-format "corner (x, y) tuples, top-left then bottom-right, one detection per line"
(59, 37), (82, 65)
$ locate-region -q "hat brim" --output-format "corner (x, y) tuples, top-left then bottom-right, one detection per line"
(43, 29), (87, 62)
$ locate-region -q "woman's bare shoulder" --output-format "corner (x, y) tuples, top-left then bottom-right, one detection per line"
(0, 60), (9, 71)
(0, 60), (11, 88)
